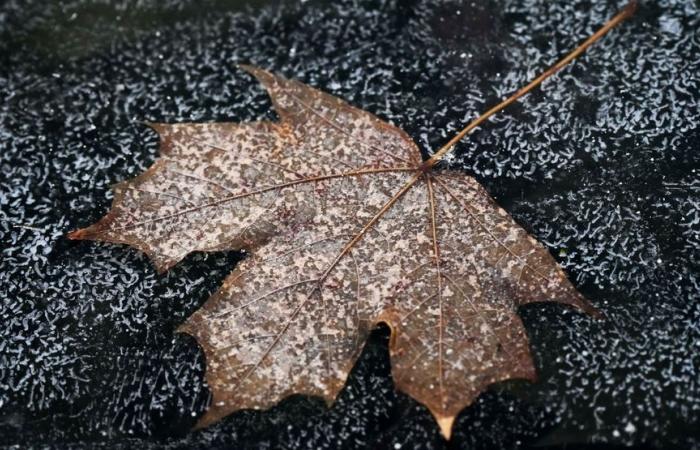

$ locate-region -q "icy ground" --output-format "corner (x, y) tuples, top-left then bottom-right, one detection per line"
(0, 0), (698, 448)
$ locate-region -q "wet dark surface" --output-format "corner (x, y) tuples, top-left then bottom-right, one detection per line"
(1, 0), (698, 448)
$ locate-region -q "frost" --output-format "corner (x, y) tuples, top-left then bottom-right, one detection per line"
(1, 0), (698, 448)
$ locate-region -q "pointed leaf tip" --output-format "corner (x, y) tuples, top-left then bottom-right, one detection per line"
(142, 121), (166, 134)
(238, 64), (274, 82)
(67, 223), (105, 241)
(436, 415), (455, 440)
(66, 228), (86, 240)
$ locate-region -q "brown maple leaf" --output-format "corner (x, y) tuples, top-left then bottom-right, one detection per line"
(68, 3), (635, 439)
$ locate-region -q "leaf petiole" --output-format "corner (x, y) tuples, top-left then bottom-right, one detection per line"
(421, 0), (637, 170)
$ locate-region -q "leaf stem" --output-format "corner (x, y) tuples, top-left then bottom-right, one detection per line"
(421, 0), (637, 170)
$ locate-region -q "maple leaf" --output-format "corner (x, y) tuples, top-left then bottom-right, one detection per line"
(68, 3), (635, 439)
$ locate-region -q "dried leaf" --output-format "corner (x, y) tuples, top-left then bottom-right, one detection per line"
(68, 4), (635, 438)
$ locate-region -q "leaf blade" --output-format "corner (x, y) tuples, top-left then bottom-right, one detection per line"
(70, 66), (598, 440)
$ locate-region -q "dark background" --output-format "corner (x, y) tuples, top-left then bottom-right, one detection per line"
(1, 0), (698, 448)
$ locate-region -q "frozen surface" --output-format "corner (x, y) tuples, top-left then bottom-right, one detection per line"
(0, 0), (698, 448)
